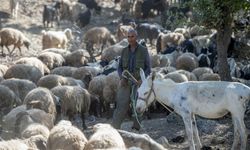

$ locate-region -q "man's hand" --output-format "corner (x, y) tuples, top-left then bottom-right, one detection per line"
(137, 80), (142, 86)
(120, 78), (128, 87)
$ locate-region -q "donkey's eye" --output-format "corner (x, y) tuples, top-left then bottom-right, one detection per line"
(143, 92), (149, 95)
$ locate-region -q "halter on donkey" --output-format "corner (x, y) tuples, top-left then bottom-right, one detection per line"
(136, 68), (250, 150)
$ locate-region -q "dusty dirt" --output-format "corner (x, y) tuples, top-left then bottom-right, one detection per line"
(0, 0), (250, 149)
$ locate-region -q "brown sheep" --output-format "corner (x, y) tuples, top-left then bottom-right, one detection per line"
(0, 28), (30, 55)
(38, 52), (65, 69)
(4, 64), (43, 84)
(176, 53), (199, 72)
(192, 67), (214, 81)
(51, 86), (91, 129)
(15, 57), (50, 75)
(84, 27), (116, 51)
(50, 66), (78, 77)
(199, 73), (221, 81)
(37, 74), (85, 89)
(23, 87), (57, 122)
(64, 49), (90, 67)
(0, 78), (37, 102)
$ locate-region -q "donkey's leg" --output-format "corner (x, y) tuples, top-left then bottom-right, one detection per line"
(234, 112), (247, 150)
(238, 117), (247, 150)
(191, 114), (202, 149)
(182, 113), (196, 150)
(231, 116), (240, 150)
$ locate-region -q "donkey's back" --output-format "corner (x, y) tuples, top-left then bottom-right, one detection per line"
(177, 81), (250, 118)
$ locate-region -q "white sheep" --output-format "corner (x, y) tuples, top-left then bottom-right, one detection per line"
(159, 50), (183, 67)
(84, 123), (126, 150)
(151, 54), (171, 68)
(0, 135), (47, 150)
(51, 85), (91, 129)
(0, 139), (29, 150)
(175, 69), (198, 81)
(4, 64), (43, 84)
(14, 57), (50, 75)
(0, 78), (37, 102)
(84, 27), (116, 51)
(10, 0), (19, 19)
(42, 28), (72, 50)
(174, 27), (191, 39)
(42, 48), (71, 57)
(0, 28), (30, 55)
(101, 39), (128, 62)
(164, 71), (189, 83)
(47, 120), (88, 150)
(23, 87), (57, 122)
(118, 130), (166, 150)
(23, 135), (47, 150)
(38, 51), (65, 69)
(37, 74), (85, 89)
(21, 123), (50, 139)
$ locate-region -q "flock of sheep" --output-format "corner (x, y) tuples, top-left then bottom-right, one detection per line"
(0, 0), (249, 149)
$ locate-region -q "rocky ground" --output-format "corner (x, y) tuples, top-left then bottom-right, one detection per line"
(0, 0), (250, 149)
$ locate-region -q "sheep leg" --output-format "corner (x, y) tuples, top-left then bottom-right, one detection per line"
(18, 47), (22, 56)
(9, 46), (16, 56)
(0, 46), (4, 56)
(5, 46), (11, 55)
(81, 112), (87, 129)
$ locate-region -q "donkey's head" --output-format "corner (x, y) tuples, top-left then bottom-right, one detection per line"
(136, 68), (156, 114)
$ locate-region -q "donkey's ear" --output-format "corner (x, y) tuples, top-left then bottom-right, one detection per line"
(140, 68), (146, 81)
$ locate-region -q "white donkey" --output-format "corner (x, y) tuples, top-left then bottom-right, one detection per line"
(136, 68), (250, 150)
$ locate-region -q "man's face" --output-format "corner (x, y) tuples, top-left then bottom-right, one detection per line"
(127, 32), (137, 45)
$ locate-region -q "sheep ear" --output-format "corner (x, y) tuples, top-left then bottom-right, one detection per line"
(140, 68), (146, 81)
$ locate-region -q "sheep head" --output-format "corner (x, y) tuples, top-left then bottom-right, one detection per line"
(23, 38), (31, 50)
(64, 28), (72, 40)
